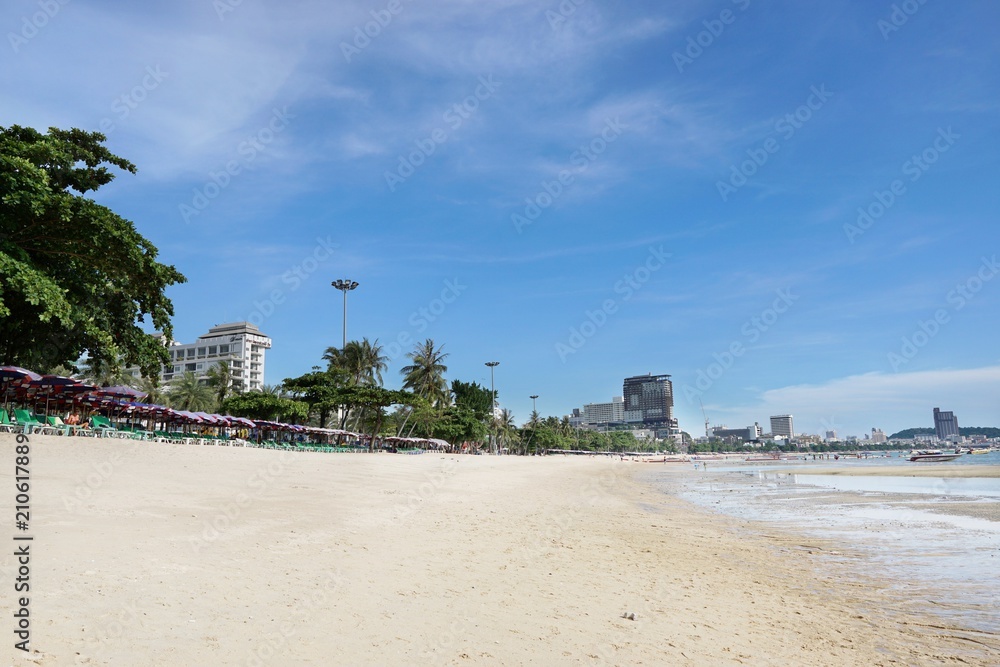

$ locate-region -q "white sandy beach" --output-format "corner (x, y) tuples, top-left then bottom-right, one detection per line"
(1, 433), (997, 666)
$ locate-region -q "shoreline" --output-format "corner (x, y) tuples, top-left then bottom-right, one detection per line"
(1, 433), (997, 665)
(778, 464), (1000, 477)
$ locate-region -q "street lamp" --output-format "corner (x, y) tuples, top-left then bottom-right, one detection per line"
(529, 394), (539, 456)
(331, 279), (359, 349)
(485, 361), (499, 454)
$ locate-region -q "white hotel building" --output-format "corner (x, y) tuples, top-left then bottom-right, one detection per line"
(129, 322), (271, 391)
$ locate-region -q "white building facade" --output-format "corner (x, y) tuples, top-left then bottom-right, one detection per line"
(131, 322), (271, 392)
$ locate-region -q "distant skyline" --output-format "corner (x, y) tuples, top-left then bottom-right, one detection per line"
(3, 1), (998, 436)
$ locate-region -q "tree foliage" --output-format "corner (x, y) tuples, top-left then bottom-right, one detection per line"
(167, 371), (215, 412)
(282, 368), (348, 427)
(451, 379), (494, 419)
(221, 391), (307, 422)
(0, 126), (185, 375)
(400, 339), (450, 406)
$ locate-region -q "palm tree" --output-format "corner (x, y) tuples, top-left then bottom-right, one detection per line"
(206, 361), (233, 406)
(498, 408), (518, 454)
(136, 376), (165, 405)
(167, 372), (215, 412)
(400, 339), (449, 406)
(78, 357), (133, 387)
(324, 338), (388, 387)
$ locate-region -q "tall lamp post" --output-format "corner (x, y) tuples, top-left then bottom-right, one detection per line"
(529, 394), (539, 456)
(331, 279), (359, 349)
(485, 361), (499, 454)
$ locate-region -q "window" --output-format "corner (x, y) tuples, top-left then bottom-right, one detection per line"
(187, 349), (195, 358)
(197, 363), (204, 370)
(197, 347), (206, 356)
(186, 363), (196, 372)
(219, 345), (229, 353)
(208, 346), (217, 355)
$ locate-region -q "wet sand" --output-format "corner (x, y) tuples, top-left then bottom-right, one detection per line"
(1, 434), (998, 665)
(786, 465), (1000, 478)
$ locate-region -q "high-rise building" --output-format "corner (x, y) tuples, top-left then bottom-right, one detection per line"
(933, 408), (959, 440)
(129, 321), (271, 392)
(870, 428), (887, 443)
(770, 414), (794, 438)
(583, 396), (624, 425)
(622, 374), (678, 432)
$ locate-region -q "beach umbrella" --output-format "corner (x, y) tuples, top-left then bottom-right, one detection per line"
(96, 385), (148, 401)
(0, 366), (42, 385)
(16, 375), (95, 416)
(1, 366), (43, 412)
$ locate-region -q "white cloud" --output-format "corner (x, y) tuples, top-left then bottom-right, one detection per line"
(702, 366), (1000, 437)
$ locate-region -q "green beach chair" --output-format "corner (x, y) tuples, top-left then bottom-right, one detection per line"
(0, 410), (17, 433)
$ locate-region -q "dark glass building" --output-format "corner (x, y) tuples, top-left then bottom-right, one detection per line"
(622, 373), (678, 433)
(933, 407), (960, 440)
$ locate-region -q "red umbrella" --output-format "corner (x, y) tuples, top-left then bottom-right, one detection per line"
(96, 385), (148, 401)
(16, 375), (95, 416)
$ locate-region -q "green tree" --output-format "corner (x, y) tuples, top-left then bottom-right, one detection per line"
(400, 339), (450, 406)
(451, 379), (494, 419)
(136, 375), (164, 405)
(167, 372), (215, 412)
(323, 338), (388, 387)
(206, 361), (233, 407)
(0, 126), (185, 376)
(221, 391), (307, 423)
(78, 357), (134, 387)
(282, 368), (348, 427)
(329, 385), (413, 451)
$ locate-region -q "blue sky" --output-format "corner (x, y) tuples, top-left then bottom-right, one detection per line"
(3, 0), (999, 437)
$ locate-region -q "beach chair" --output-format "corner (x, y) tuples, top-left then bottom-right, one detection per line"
(89, 415), (125, 438)
(0, 410), (17, 433)
(14, 409), (59, 435)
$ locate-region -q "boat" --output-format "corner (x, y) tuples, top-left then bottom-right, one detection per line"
(908, 450), (962, 462)
(967, 448), (991, 455)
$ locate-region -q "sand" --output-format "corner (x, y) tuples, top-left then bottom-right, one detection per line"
(1, 433), (997, 666)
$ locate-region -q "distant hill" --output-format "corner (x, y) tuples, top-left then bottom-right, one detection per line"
(889, 427), (1000, 439)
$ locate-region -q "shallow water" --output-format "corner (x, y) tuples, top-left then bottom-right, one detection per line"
(651, 464), (1000, 634)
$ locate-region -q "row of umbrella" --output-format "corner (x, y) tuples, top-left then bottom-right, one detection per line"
(1, 365), (365, 439)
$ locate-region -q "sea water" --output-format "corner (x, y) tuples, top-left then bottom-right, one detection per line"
(650, 453), (1000, 634)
